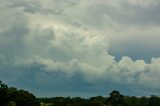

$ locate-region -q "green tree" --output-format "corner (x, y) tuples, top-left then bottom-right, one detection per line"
(149, 95), (160, 106)
(89, 96), (106, 106)
(107, 90), (126, 106)
(139, 96), (149, 106)
(125, 96), (140, 106)
(0, 80), (40, 106)
(0, 80), (9, 105)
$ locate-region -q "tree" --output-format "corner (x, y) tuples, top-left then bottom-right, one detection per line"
(0, 80), (40, 106)
(139, 96), (149, 106)
(89, 96), (106, 106)
(125, 96), (140, 106)
(0, 80), (9, 105)
(149, 95), (160, 106)
(107, 90), (126, 106)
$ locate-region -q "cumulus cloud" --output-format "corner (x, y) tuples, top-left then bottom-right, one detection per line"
(1, 0), (160, 96)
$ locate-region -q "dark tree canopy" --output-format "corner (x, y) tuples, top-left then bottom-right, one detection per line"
(107, 90), (126, 106)
(0, 80), (40, 106)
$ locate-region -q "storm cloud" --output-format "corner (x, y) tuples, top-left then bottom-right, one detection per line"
(1, 0), (160, 97)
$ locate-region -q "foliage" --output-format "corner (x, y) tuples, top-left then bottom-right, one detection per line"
(0, 80), (40, 106)
(39, 90), (160, 106)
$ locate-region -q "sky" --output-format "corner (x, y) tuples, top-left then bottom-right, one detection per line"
(0, 0), (160, 97)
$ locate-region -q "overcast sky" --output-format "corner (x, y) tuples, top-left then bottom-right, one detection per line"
(1, 0), (160, 97)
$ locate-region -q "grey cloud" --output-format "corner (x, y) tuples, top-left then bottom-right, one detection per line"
(0, 21), (29, 62)
(13, 55), (160, 90)
(6, 0), (80, 15)
(88, 0), (160, 27)
(8, 56), (160, 96)
(109, 26), (160, 62)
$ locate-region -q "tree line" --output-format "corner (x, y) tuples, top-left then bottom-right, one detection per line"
(38, 90), (160, 106)
(1, 80), (160, 106)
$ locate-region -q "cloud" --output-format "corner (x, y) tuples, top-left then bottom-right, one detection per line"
(6, 0), (80, 15)
(1, 0), (160, 97)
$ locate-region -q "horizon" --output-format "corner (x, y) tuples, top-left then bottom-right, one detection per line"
(1, 0), (160, 97)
